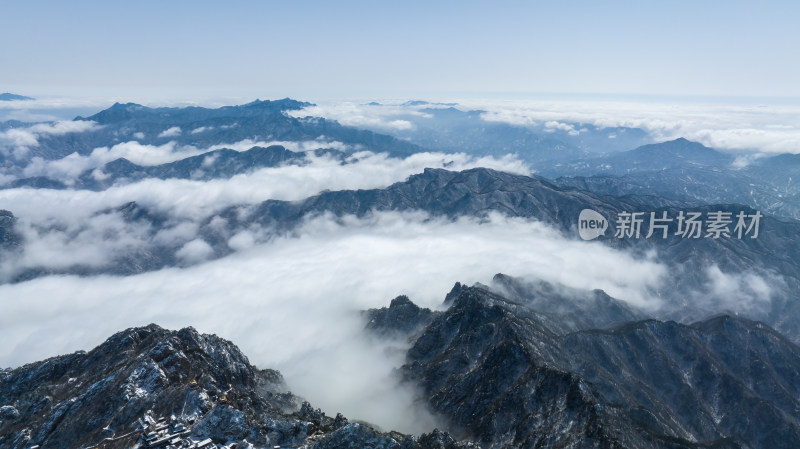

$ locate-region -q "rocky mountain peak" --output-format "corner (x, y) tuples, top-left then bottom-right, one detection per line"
(364, 296), (437, 339)
(0, 323), (474, 449)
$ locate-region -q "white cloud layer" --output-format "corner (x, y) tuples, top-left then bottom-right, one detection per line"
(0, 150), (531, 225)
(0, 150), (531, 284)
(157, 126), (182, 138)
(289, 102), (433, 130)
(12, 138), (357, 184)
(0, 211), (668, 433)
(468, 98), (800, 154)
(292, 98), (800, 154)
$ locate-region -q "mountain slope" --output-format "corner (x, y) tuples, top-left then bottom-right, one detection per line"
(399, 285), (800, 448)
(0, 324), (298, 448)
(544, 138), (734, 178)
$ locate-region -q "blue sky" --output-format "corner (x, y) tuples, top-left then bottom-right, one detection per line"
(1, 0), (799, 99)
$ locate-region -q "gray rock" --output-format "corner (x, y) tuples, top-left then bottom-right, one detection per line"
(0, 405), (19, 419)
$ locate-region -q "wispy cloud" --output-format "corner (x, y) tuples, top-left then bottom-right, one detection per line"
(157, 126), (182, 138)
(544, 120), (581, 136)
(190, 126), (213, 134)
(0, 120), (101, 159)
(690, 264), (781, 314)
(20, 141), (186, 182)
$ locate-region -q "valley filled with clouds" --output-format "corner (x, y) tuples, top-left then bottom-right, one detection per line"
(4, 2), (800, 448)
(1, 95), (799, 447)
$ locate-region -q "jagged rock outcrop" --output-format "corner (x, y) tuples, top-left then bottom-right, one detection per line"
(365, 295), (439, 339)
(0, 324), (473, 449)
(0, 324), (297, 448)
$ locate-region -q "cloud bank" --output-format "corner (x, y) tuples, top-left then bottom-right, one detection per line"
(289, 102), (432, 131)
(292, 98), (800, 154)
(469, 98), (800, 154)
(1, 150), (531, 220)
(0, 150), (531, 280)
(0, 211), (668, 434)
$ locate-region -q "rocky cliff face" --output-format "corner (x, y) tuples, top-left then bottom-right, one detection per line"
(0, 325), (472, 449)
(0, 324), (295, 448)
(364, 295), (439, 339)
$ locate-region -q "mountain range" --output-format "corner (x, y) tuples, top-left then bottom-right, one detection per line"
(393, 282), (800, 448)
(544, 138), (800, 219)
(3, 164), (800, 343)
(344, 103), (653, 161)
(0, 93), (34, 102)
(2, 98), (800, 449)
(0, 99), (423, 169)
(5, 280), (800, 448)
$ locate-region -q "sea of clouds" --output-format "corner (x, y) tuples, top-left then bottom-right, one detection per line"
(0, 95), (789, 434)
(292, 97), (800, 154)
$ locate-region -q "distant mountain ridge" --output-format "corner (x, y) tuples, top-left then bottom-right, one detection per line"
(5, 97), (800, 221)
(76, 98), (311, 125)
(0, 98), (429, 170)
(0, 93), (34, 101)
(344, 102), (653, 159)
(550, 138), (800, 219)
(542, 138), (733, 177)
